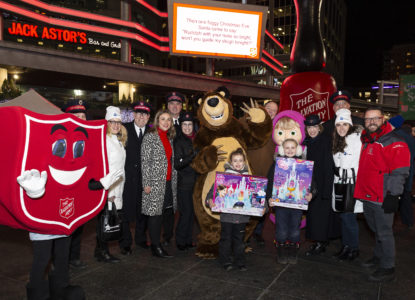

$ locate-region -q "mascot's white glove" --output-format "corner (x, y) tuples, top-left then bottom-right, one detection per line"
(17, 169), (47, 198)
(99, 169), (124, 190)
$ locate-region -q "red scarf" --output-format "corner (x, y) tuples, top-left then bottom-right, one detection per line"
(158, 128), (172, 181)
(360, 122), (390, 144)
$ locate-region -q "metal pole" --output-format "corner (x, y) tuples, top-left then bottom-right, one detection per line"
(120, 0), (131, 63)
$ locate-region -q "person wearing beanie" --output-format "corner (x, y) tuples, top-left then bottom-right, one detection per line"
(120, 101), (151, 255)
(94, 106), (127, 263)
(388, 115), (415, 229)
(303, 114), (339, 257)
(323, 90), (364, 137)
(332, 108), (363, 261)
(173, 112), (197, 250)
(141, 109), (177, 258)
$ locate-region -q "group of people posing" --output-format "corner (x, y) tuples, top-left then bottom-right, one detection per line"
(28, 88), (412, 300)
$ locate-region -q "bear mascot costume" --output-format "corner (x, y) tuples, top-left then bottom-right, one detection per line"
(191, 87), (272, 257)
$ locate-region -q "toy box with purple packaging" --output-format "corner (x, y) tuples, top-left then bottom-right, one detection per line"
(270, 157), (314, 210)
(211, 172), (268, 217)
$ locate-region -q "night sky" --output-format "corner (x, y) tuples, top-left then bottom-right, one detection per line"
(343, 0), (415, 88)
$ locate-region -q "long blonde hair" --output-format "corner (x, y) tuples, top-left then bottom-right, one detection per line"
(150, 109), (176, 139)
(106, 124), (127, 147)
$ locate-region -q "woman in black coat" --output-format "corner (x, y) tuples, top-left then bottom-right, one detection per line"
(174, 112), (197, 250)
(304, 115), (340, 256)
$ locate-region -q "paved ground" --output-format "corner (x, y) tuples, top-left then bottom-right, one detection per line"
(1, 210), (414, 300)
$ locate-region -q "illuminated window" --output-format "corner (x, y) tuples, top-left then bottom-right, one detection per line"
(77, 46), (82, 50)
(58, 44), (63, 48)
(364, 92), (370, 97)
(358, 92), (362, 97)
(17, 39), (23, 43)
(38, 41), (43, 46)
(406, 65), (413, 69)
(407, 52), (412, 56)
(95, 49), (100, 53)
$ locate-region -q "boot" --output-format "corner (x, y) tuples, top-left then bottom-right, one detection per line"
(287, 242), (300, 264)
(94, 248), (120, 263)
(333, 245), (350, 259)
(26, 281), (50, 300)
(49, 274), (85, 300)
(305, 241), (327, 256)
(151, 244), (173, 258)
(276, 243), (288, 264)
(345, 248), (359, 261)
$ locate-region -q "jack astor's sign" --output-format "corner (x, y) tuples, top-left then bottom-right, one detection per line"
(6, 21), (121, 49)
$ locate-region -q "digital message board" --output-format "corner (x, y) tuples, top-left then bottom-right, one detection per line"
(168, 0), (268, 60)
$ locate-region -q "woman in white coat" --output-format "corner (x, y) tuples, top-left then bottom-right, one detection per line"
(332, 108), (363, 261)
(94, 106), (127, 263)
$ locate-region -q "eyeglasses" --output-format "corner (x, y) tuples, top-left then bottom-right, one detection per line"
(108, 120), (122, 125)
(364, 116), (383, 123)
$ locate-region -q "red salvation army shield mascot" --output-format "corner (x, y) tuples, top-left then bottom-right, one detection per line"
(0, 106), (111, 235)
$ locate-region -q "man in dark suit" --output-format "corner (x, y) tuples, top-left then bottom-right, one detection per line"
(323, 90), (364, 136)
(62, 99), (89, 269)
(119, 102), (151, 255)
(166, 91), (185, 133)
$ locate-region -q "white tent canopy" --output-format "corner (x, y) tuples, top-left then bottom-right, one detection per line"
(0, 89), (62, 115)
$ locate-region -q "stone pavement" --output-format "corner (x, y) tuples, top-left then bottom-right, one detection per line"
(1, 213), (414, 300)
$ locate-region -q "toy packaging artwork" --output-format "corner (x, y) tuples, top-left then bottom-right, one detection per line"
(211, 172), (268, 217)
(270, 157), (314, 210)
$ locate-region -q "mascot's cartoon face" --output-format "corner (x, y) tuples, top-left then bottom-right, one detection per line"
(22, 115), (107, 231)
(0, 107), (107, 235)
(198, 89), (232, 128)
(273, 117), (303, 147)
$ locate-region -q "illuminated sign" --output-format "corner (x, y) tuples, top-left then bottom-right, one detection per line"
(5, 21), (121, 49)
(8, 22), (87, 44)
(168, 0), (267, 60)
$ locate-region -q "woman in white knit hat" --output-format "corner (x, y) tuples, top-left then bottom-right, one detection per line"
(332, 108), (363, 261)
(94, 106), (127, 263)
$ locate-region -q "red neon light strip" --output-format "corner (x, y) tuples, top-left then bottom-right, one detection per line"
(0, 1), (170, 52)
(261, 57), (283, 75)
(135, 0), (168, 18)
(291, 0), (300, 62)
(21, 0), (169, 42)
(265, 30), (284, 50)
(262, 49), (284, 68)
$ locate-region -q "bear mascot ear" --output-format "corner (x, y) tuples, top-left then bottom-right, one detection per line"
(215, 86), (230, 99)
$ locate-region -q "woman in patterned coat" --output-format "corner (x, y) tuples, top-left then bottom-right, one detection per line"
(141, 109), (178, 258)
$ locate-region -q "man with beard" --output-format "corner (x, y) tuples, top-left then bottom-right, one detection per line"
(354, 107), (410, 282)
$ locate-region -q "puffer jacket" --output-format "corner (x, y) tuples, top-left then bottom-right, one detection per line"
(354, 123), (410, 203)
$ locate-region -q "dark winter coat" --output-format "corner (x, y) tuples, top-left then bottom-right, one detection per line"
(173, 132), (197, 190)
(304, 132), (340, 241)
(122, 122), (149, 222)
(393, 128), (415, 192)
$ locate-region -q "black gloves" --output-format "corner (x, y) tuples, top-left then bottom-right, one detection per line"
(382, 194), (400, 213)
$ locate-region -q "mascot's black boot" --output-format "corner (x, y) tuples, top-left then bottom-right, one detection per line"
(26, 281), (50, 300)
(49, 274), (85, 300)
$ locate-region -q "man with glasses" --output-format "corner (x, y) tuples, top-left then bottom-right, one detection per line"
(354, 107), (410, 282)
(120, 102), (151, 255)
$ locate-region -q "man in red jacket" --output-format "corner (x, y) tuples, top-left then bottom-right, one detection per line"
(354, 107), (410, 282)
